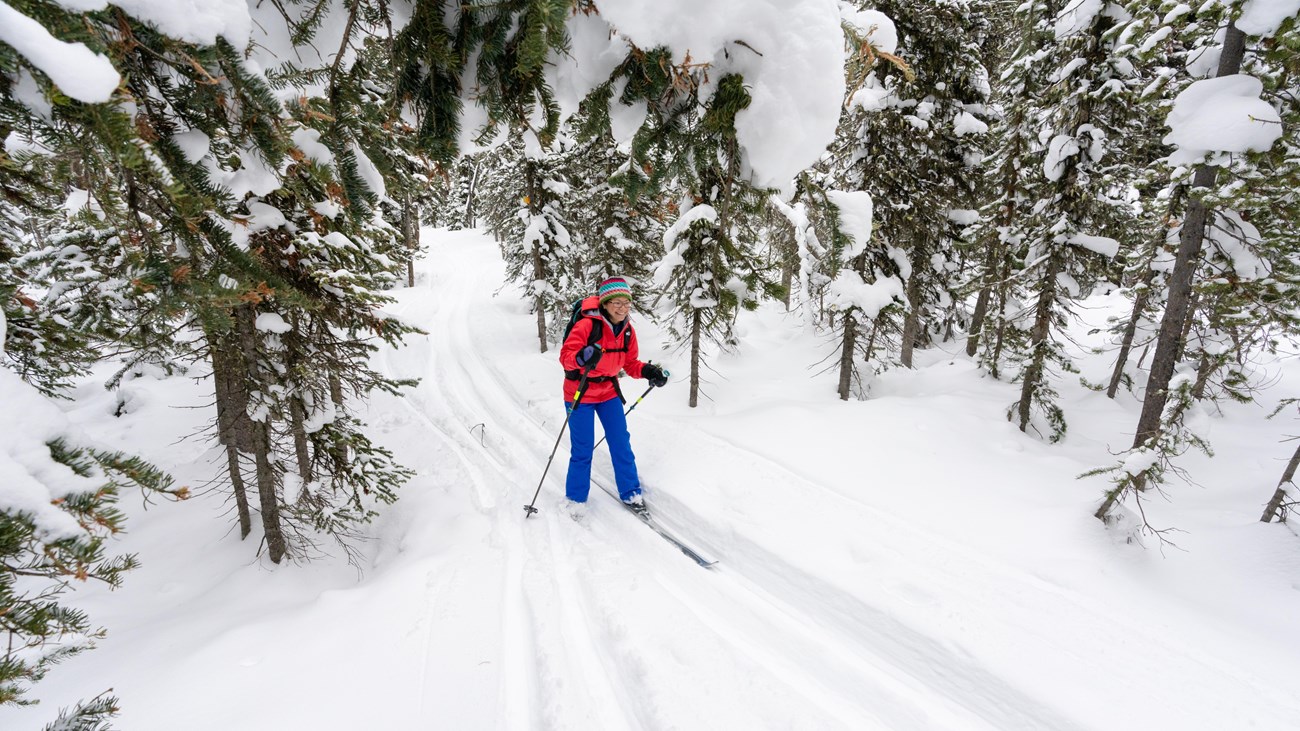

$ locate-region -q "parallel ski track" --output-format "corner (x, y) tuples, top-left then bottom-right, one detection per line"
(384, 265), (662, 729)
(378, 234), (1104, 731)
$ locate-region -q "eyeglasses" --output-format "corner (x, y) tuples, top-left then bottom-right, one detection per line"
(606, 299), (632, 309)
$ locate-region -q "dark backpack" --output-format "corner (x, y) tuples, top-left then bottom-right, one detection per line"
(562, 296), (602, 345)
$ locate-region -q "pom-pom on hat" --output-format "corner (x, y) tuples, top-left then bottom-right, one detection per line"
(598, 277), (632, 305)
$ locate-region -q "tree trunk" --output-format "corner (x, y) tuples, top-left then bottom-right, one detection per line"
(966, 244), (999, 357)
(689, 309), (702, 408)
(838, 309), (857, 401)
(1129, 24), (1245, 450)
(900, 263), (924, 368)
(863, 317), (880, 365)
(988, 272), (1011, 380)
(1017, 257), (1059, 433)
(210, 331), (252, 537)
(225, 444), (252, 540)
(532, 240), (548, 353)
(290, 399), (313, 484)
(236, 306), (286, 563)
(402, 195), (419, 288)
(526, 162), (549, 353)
(465, 159), (480, 228)
(1261, 442), (1300, 523)
(1106, 274), (1154, 399)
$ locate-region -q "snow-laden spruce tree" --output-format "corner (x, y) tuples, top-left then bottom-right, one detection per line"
(493, 128), (579, 353)
(1, 0), (426, 564)
(965, 0), (1053, 377)
(616, 62), (781, 407)
(565, 113), (665, 309)
(832, 0), (993, 371)
(1094, 4), (1296, 527)
(990, 0), (1146, 442)
(0, 312), (183, 726)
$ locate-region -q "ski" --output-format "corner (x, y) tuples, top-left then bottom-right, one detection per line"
(595, 483), (718, 569)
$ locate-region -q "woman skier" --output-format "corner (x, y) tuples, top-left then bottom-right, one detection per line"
(559, 277), (668, 519)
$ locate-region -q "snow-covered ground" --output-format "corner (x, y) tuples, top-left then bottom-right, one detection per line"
(9, 227), (1300, 730)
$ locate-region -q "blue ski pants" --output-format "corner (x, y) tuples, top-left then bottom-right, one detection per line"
(565, 396), (641, 503)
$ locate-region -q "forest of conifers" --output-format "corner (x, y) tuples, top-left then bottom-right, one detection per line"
(1, 1), (1296, 726)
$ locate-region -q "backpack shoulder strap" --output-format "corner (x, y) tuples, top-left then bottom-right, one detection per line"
(586, 317), (603, 347)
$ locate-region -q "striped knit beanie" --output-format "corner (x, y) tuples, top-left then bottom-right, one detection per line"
(598, 277), (632, 305)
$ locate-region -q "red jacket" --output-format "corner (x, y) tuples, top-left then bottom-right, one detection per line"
(560, 303), (648, 404)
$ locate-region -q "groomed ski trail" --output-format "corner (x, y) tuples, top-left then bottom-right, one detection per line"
(376, 228), (1107, 730)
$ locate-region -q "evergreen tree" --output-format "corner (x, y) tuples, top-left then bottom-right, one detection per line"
(1095, 5), (1296, 527)
(991, 0), (1141, 442)
(616, 64), (780, 407)
(0, 312), (182, 720)
(836, 0), (994, 371)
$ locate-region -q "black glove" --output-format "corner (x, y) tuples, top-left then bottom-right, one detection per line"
(576, 344), (602, 369)
(643, 363), (669, 388)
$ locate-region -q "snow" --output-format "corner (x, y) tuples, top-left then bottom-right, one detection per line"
(826, 189), (873, 259)
(0, 0), (120, 103)
(1054, 0), (1103, 40)
(1207, 209), (1268, 279)
(173, 129), (211, 164)
(1163, 74), (1283, 166)
(313, 200), (342, 219)
(827, 268), (904, 318)
(254, 312), (292, 334)
(1236, 0), (1300, 36)
(946, 209), (981, 225)
(1066, 232), (1120, 258)
(596, 0), (846, 192)
(221, 147), (281, 199)
(1043, 134), (1081, 181)
(953, 110), (989, 136)
(291, 128), (335, 167)
(10, 229), (1300, 731)
(840, 5), (898, 54)
(50, 0), (251, 45)
(350, 143), (387, 200)
(545, 10), (629, 123)
(12, 69), (52, 120)
(656, 204), (719, 287)
(244, 201), (288, 232)
(0, 367), (97, 544)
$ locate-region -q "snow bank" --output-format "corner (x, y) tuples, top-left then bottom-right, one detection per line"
(1163, 75), (1282, 166)
(0, 0), (119, 103)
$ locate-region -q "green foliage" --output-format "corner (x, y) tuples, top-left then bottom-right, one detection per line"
(1, 437), (180, 709)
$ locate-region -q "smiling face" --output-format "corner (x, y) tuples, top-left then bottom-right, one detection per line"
(604, 296), (631, 324)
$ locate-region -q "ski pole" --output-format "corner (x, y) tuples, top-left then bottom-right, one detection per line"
(594, 383), (656, 450)
(524, 367), (592, 518)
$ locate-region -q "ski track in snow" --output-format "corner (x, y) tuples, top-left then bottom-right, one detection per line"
(375, 231), (1115, 730)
